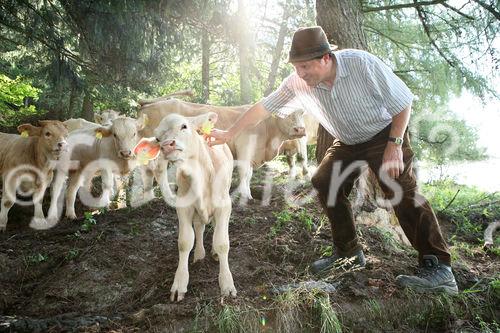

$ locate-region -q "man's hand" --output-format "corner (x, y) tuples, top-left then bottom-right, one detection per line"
(209, 128), (232, 146)
(382, 143), (404, 178)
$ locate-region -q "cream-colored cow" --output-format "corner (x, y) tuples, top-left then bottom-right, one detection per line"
(139, 99), (306, 200)
(63, 118), (100, 132)
(279, 113), (319, 179)
(0, 121), (68, 231)
(52, 116), (145, 219)
(94, 109), (120, 126)
(154, 113), (236, 301)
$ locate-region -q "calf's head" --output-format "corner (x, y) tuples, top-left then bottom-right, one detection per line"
(275, 110), (306, 139)
(95, 109), (120, 126)
(17, 120), (69, 159)
(154, 112), (217, 162)
(95, 115), (146, 160)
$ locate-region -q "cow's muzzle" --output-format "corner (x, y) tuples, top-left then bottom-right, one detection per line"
(160, 139), (183, 155)
(119, 150), (133, 159)
(290, 126), (306, 138)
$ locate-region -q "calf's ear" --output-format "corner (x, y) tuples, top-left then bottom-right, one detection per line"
(94, 114), (103, 124)
(17, 124), (41, 137)
(95, 127), (112, 138)
(136, 113), (148, 131)
(189, 112), (219, 130)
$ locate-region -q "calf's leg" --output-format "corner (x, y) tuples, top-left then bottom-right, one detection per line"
(170, 207), (195, 302)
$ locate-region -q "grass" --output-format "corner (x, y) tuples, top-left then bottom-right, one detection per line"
(421, 178), (500, 234)
(315, 295), (342, 333)
(24, 253), (49, 265)
(65, 249), (79, 261)
(270, 206), (317, 238)
(81, 211), (97, 232)
(422, 178), (500, 260)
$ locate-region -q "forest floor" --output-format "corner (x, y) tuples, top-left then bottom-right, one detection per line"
(0, 160), (498, 332)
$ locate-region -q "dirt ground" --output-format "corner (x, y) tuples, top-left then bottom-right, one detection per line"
(0, 163), (498, 332)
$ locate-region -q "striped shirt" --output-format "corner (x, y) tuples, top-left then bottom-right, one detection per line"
(262, 49), (414, 145)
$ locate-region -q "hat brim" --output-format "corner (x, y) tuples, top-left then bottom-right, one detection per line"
(288, 44), (338, 63)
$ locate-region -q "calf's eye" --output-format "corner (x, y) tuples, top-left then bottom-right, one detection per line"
(181, 124), (187, 130)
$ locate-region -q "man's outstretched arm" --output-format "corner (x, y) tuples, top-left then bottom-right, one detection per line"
(209, 101), (271, 146)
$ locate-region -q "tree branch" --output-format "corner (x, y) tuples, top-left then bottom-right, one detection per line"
(414, 4), (457, 67)
(440, 2), (475, 20)
(394, 69), (431, 74)
(363, 0), (445, 13)
(471, 0), (500, 21)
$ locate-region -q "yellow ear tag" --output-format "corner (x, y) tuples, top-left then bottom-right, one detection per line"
(201, 120), (214, 135)
(95, 132), (103, 140)
(21, 130), (29, 138)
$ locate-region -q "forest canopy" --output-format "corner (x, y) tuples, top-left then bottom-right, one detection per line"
(0, 0), (498, 164)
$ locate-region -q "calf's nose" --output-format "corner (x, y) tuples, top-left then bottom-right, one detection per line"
(293, 126), (306, 136)
(161, 139), (176, 148)
(120, 150), (132, 158)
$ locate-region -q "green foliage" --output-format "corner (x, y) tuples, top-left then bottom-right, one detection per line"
(364, 2), (496, 164)
(320, 244), (333, 257)
(25, 253), (49, 265)
(270, 207), (315, 237)
(314, 295), (342, 333)
(0, 74), (41, 126)
(215, 304), (261, 333)
(217, 305), (241, 333)
(271, 209), (293, 237)
(410, 109), (487, 164)
(65, 249), (79, 261)
(421, 179), (500, 235)
(81, 212), (97, 232)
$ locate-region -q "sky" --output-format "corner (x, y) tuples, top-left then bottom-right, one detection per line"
(450, 91), (500, 159)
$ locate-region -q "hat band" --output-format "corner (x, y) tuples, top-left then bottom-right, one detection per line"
(289, 42), (331, 57)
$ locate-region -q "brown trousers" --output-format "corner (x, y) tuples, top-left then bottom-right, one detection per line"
(311, 125), (451, 265)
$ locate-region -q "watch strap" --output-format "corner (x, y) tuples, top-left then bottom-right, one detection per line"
(388, 136), (403, 145)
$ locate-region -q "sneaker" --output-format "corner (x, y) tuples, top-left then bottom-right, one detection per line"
(310, 249), (366, 274)
(396, 255), (458, 295)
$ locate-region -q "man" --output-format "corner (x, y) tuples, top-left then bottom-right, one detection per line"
(210, 26), (458, 294)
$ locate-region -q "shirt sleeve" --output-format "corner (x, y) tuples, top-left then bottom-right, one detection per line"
(261, 74), (297, 118)
(366, 55), (414, 116)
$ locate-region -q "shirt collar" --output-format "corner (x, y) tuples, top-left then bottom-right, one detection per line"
(315, 52), (348, 90)
(333, 52), (348, 78)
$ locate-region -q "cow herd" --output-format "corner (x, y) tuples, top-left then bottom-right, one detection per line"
(0, 97), (318, 300)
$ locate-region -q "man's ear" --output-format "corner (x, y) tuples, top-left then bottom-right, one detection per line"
(95, 127), (112, 137)
(17, 124), (41, 136)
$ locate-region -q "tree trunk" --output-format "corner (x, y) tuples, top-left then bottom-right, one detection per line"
(81, 89), (93, 121)
(264, 6), (289, 96)
(315, 0), (368, 162)
(67, 80), (80, 119)
(237, 0), (252, 104)
(315, 0), (406, 243)
(201, 28), (210, 103)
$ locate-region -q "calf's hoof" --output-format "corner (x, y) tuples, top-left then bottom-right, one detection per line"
(170, 290), (186, 302)
(66, 212), (77, 220)
(193, 248), (206, 263)
(30, 217), (52, 230)
(220, 284), (237, 297)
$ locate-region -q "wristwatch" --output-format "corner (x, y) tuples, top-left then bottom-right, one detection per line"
(388, 136), (403, 145)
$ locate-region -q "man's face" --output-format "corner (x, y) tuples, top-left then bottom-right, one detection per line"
(292, 55), (329, 87)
